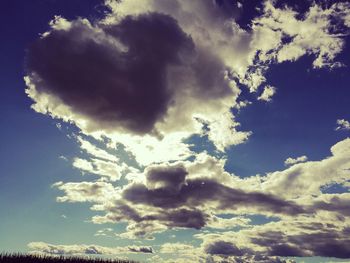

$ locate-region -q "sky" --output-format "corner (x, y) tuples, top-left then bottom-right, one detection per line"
(1, 0), (350, 262)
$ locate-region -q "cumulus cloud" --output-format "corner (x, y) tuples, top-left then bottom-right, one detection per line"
(26, 14), (196, 134)
(154, 242), (211, 263)
(25, 8), (248, 155)
(206, 215), (251, 229)
(263, 138), (350, 198)
(53, 181), (118, 203)
(205, 240), (248, 256)
(24, 0), (350, 169)
(28, 242), (153, 255)
(52, 137), (350, 260)
(72, 157), (123, 181)
(236, 1), (350, 91)
(94, 228), (114, 237)
(77, 136), (119, 163)
(159, 243), (197, 254)
(54, 154), (307, 240)
(258, 85), (276, 102)
(122, 174), (304, 216)
(197, 210), (350, 259)
(24, 0), (350, 164)
(284, 155), (308, 166)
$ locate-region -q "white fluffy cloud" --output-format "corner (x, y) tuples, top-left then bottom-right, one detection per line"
(258, 85), (276, 102)
(28, 242), (153, 255)
(284, 155), (308, 166)
(336, 119), (350, 131)
(25, 0), (350, 168)
(24, 10), (249, 158)
(196, 195), (350, 259)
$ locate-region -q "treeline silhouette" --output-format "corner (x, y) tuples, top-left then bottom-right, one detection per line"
(0, 253), (138, 263)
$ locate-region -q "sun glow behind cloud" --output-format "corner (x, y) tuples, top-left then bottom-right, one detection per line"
(22, 0), (350, 262)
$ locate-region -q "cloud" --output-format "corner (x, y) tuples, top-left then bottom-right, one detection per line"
(144, 164), (187, 193)
(236, 1), (350, 92)
(197, 210), (350, 259)
(248, 221), (350, 258)
(25, 0), (350, 166)
(336, 119), (350, 131)
(271, 2), (350, 68)
(310, 193), (350, 217)
(94, 228), (113, 237)
(116, 221), (167, 240)
(284, 155), (308, 166)
(28, 242), (153, 255)
(206, 215), (251, 229)
(53, 181), (118, 203)
(72, 157), (123, 181)
(257, 85), (276, 102)
(25, 0), (350, 162)
(54, 154), (307, 239)
(205, 240), (247, 256)
(24, 1), (350, 261)
(155, 242), (206, 263)
(128, 246), (153, 254)
(25, 9), (248, 154)
(263, 138), (350, 198)
(52, 138), (350, 260)
(77, 136), (119, 163)
(122, 176), (305, 216)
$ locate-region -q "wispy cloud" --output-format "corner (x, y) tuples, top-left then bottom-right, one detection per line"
(336, 119), (350, 131)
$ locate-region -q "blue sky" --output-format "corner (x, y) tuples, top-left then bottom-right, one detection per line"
(1, 0), (350, 262)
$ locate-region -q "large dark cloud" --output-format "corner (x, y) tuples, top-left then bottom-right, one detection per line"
(84, 246), (102, 255)
(90, 164), (306, 239)
(128, 246), (153, 254)
(204, 241), (297, 263)
(122, 166), (306, 216)
(145, 164), (187, 193)
(205, 241), (247, 256)
(28, 242), (154, 256)
(154, 0), (242, 24)
(106, 201), (208, 230)
(249, 227), (350, 258)
(97, 165), (307, 237)
(209, 0), (242, 21)
(26, 12), (233, 134)
(26, 13), (193, 133)
(205, 225), (350, 260)
(311, 195), (350, 216)
(159, 208), (207, 229)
